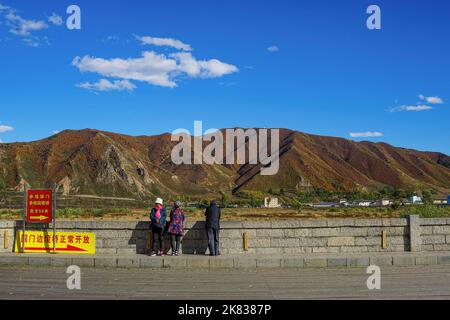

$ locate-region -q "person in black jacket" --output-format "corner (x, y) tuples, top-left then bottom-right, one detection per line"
(204, 200), (221, 256)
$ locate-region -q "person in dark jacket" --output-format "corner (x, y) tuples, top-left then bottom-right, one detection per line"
(149, 197), (167, 256)
(204, 200), (221, 256)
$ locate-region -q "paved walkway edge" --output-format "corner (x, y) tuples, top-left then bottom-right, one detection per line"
(1, 252), (450, 270)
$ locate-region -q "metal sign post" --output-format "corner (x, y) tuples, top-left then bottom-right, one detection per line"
(22, 184), (27, 253)
(23, 187), (55, 254)
(53, 184), (57, 254)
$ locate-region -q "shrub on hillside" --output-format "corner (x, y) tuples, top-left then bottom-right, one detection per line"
(402, 204), (450, 218)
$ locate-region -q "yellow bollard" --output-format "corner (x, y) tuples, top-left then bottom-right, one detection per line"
(382, 230), (388, 249)
(3, 231), (8, 249)
(243, 232), (249, 251)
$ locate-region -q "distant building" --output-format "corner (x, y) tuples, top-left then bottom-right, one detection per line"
(264, 197), (281, 208)
(410, 196), (423, 204)
(356, 200), (372, 207)
(374, 199), (392, 207)
(311, 202), (337, 208)
(339, 199), (350, 207)
(433, 197), (447, 205)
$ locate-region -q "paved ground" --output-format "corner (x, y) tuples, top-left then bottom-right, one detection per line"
(2, 251), (450, 270)
(1, 265), (450, 300)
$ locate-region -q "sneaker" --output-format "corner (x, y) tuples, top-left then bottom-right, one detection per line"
(149, 252), (157, 257)
(175, 251), (179, 256)
(158, 251), (164, 256)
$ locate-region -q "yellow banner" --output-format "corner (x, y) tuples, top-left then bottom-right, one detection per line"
(14, 231), (95, 255)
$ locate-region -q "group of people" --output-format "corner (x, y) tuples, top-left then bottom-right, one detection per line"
(149, 197), (221, 257)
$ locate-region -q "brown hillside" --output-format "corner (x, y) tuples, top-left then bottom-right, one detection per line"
(0, 128), (449, 199)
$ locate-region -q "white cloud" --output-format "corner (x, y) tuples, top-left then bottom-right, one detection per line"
(23, 37), (39, 47)
(103, 35), (119, 43)
(0, 3), (9, 11)
(73, 50), (239, 89)
(419, 94), (443, 104)
(48, 13), (63, 26)
(0, 4), (52, 47)
(349, 131), (383, 138)
(73, 52), (178, 88)
(77, 79), (136, 92)
(0, 125), (14, 133)
(390, 94), (444, 112)
(390, 105), (433, 112)
(136, 35), (192, 51)
(171, 52), (238, 78)
(4, 12), (48, 36)
(267, 46), (279, 52)
(0, 124), (13, 143)
(52, 130), (61, 134)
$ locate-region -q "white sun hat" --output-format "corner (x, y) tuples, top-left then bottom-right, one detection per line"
(155, 198), (163, 205)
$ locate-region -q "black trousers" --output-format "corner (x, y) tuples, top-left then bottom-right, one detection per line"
(171, 234), (182, 252)
(152, 225), (163, 252)
(206, 227), (220, 256)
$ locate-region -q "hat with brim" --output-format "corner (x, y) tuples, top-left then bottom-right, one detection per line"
(155, 198), (163, 205)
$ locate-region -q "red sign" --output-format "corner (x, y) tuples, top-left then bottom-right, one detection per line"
(26, 190), (53, 223)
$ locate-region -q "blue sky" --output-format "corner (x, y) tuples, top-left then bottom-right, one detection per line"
(0, 0), (449, 154)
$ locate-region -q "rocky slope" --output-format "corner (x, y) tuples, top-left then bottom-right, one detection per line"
(0, 129), (449, 199)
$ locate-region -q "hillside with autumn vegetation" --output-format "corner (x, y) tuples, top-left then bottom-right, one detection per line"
(0, 129), (449, 201)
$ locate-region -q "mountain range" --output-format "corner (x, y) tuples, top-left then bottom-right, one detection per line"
(0, 128), (449, 199)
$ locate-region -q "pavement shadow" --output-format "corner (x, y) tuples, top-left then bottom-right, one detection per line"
(129, 221), (155, 255)
(130, 221), (209, 255)
(181, 221), (208, 255)
(13, 221), (52, 253)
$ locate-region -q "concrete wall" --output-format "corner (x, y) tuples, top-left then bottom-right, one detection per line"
(0, 221), (15, 253)
(421, 218), (450, 251)
(1, 216), (450, 255)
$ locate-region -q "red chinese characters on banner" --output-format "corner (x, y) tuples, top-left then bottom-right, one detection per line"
(14, 231), (96, 254)
(26, 190), (53, 223)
